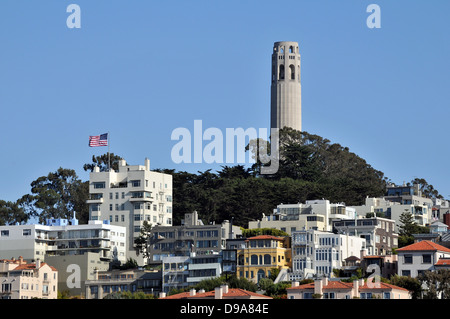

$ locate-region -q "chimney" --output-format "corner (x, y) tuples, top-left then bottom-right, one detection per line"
(145, 158), (150, 171)
(291, 281), (299, 287)
(314, 278), (323, 296)
(18, 256), (24, 265)
(221, 284), (229, 294)
(353, 279), (359, 298)
(159, 292), (166, 298)
(199, 289), (205, 294)
(323, 277), (329, 287)
(190, 288), (196, 296)
(36, 258), (41, 269)
(360, 248), (367, 259)
(215, 286), (223, 299)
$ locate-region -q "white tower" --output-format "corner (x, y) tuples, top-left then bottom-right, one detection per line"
(270, 41), (302, 131)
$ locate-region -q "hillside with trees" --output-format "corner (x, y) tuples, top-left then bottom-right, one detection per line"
(156, 127), (389, 226)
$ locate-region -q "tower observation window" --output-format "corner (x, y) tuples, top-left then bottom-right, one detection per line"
(279, 65), (285, 80)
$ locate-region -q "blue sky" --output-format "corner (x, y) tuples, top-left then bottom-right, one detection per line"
(1, 1), (450, 202)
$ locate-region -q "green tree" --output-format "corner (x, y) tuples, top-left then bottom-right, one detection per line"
(0, 200), (28, 225)
(18, 168), (89, 224)
(390, 275), (422, 299)
(258, 278), (274, 291)
(241, 228), (288, 237)
(134, 221), (153, 263)
(418, 269), (450, 299)
(83, 153), (123, 172)
(398, 211), (429, 247)
(264, 281), (291, 298)
(410, 178), (443, 199)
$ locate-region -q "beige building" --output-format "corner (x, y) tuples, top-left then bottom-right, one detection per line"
(271, 41), (302, 131)
(287, 277), (411, 299)
(46, 252), (111, 297)
(0, 257), (58, 299)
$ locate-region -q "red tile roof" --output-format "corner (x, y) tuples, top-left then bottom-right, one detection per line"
(359, 282), (409, 292)
(161, 292), (192, 299)
(396, 240), (450, 253)
(161, 288), (272, 299)
(13, 262), (57, 271)
(435, 258), (450, 266)
(287, 281), (353, 290)
(287, 280), (409, 292)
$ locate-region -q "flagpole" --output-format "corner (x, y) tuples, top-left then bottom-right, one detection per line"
(108, 131), (111, 172)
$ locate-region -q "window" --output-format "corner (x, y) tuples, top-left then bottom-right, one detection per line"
(93, 182), (105, 189)
(289, 64), (295, 79)
(279, 65), (285, 80)
(404, 255), (413, 264)
(422, 254), (432, 264)
(131, 180), (141, 187)
(23, 229), (31, 236)
(402, 270), (411, 277)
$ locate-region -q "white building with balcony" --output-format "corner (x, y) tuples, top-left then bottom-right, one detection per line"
(0, 215), (126, 263)
(289, 229), (366, 281)
(351, 196), (431, 233)
(87, 158), (173, 265)
(248, 200), (357, 234)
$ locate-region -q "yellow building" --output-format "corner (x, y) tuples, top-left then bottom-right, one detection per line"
(237, 235), (291, 283)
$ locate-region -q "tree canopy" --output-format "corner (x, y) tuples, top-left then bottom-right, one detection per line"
(17, 168), (89, 224)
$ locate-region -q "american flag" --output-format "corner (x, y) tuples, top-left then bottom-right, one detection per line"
(89, 133), (108, 147)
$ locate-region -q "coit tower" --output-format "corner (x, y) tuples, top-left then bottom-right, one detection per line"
(270, 41), (302, 131)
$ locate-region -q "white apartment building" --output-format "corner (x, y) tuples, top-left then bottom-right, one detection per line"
(161, 256), (190, 293)
(0, 216), (126, 263)
(0, 257), (58, 299)
(289, 229), (366, 280)
(249, 200), (356, 234)
(87, 158), (173, 265)
(351, 196), (431, 233)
